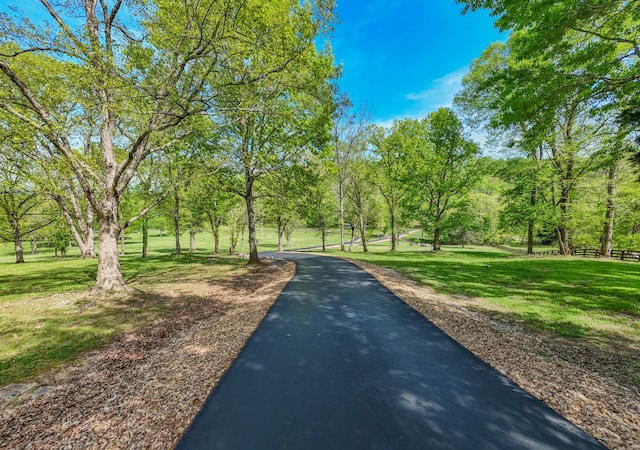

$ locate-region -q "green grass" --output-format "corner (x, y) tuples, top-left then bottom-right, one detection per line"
(0, 226), (338, 265)
(0, 229), (256, 385)
(0, 226), (340, 385)
(500, 244), (558, 253)
(5, 227), (638, 385)
(327, 242), (640, 345)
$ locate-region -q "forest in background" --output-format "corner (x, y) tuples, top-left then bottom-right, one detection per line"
(1, 0), (639, 290)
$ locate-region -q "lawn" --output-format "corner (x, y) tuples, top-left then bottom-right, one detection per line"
(0, 226), (339, 385)
(5, 229), (639, 385)
(327, 242), (640, 347)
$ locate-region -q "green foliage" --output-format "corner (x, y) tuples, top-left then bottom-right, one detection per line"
(0, 0), (337, 287)
(401, 108), (480, 249)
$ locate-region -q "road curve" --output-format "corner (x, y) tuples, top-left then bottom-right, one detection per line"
(176, 253), (605, 449)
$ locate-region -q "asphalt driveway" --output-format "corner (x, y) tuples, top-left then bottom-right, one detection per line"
(176, 253), (605, 449)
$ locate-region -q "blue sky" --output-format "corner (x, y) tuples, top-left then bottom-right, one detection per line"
(1, 0), (503, 129)
(330, 1), (505, 127)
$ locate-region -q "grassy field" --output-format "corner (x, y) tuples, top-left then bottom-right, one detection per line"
(4, 229), (639, 385)
(0, 226), (337, 265)
(499, 244), (559, 253)
(0, 227), (334, 385)
(328, 242), (640, 349)
(0, 252), (250, 385)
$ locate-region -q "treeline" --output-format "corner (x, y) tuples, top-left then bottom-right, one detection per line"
(0, 0), (338, 291)
(1, 0), (639, 293)
(455, 0), (640, 254)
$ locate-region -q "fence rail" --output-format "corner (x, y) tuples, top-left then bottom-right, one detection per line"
(494, 245), (640, 261)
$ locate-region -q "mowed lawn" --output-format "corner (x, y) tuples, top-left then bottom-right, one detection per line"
(4, 229), (639, 386)
(330, 243), (640, 347)
(0, 227), (332, 385)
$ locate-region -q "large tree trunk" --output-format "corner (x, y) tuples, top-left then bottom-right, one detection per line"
(12, 219), (24, 264)
(527, 220), (534, 255)
(433, 226), (441, 251)
(277, 216), (285, 252)
(556, 225), (571, 255)
(245, 185), (261, 264)
(83, 207), (96, 259)
(95, 200), (127, 291)
(31, 237), (38, 255)
(189, 228), (196, 252)
(359, 214), (368, 253)
(600, 162), (618, 258)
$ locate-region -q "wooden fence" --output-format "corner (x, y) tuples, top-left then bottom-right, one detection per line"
(495, 245), (639, 261)
(574, 248), (640, 261)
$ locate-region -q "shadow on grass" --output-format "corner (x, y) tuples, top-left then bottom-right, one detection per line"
(0, 250), (262, 384)
(0, 263), (98, 299)
(367, 254), (640, 316)
(0, 291), (170, 385)
(0, 252), (248, 301)
(0, 261), (258, 385)
(473, 307), (640, 388)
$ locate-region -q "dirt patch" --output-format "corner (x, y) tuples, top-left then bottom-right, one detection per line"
(0, 260), (295, 449)
(350, 258), (640, 450)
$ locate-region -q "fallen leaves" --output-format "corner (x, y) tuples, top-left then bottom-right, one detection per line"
(0, 260), (295, 449)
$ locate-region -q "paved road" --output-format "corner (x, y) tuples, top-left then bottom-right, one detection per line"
(176, 253), (605, 449)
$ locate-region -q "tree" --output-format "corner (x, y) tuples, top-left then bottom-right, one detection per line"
(0, 148), (53, 263)
(126, 154), (170, 257)
(405, 109), (479, 250)
(344, 151), (377, 253)
(458, 0), (639, 97)
(262, 164), (314, 252)
(331, 98), (369, 252)
(300, 158), (338, 252)
(227, 204), (246, 255)
(0, 118), (57, 263)
(370, 123), (411, 251)
(0, 0), (336, 290)
(597, 129), (634, 257)
(459, 0), (640, 167)
(215, 34), (335, 264)
(455, 42), (552, 254)
(456, 36), (626, 254)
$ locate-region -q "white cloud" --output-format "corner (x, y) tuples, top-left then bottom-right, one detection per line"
(372, 67), (470, 130)
(405, 66), (468, 112)
(372, 118), (398, 129)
